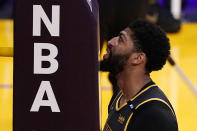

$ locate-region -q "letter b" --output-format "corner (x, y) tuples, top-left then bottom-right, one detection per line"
(34, 43), (58, 74)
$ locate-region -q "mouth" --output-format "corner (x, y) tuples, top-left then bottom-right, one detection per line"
(103, 46), (111, 60)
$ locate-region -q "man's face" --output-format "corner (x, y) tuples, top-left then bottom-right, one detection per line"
(100, 28), (136, 75)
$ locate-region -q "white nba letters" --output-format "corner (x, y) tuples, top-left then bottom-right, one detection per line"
(31, 5), (60, 112)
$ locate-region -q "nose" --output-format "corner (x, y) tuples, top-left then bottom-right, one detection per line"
(107, 37), (118, 46)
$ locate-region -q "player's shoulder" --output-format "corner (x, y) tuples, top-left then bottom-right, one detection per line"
(135, 100), (175, 117)
(126, 100), (178, 131)
(129, 100), (178, 131)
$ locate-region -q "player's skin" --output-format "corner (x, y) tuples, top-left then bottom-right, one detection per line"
(104, 28), (152, 107)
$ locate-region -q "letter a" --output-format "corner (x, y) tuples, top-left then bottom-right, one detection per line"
(30, 81), (60, 112)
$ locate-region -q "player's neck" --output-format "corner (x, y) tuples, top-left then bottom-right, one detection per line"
(117, 67), (151, 102)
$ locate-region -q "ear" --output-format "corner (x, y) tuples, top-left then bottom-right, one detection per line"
(130, 52), (146, 65)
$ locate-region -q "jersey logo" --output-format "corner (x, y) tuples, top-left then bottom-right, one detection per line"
(118, 114), (125, 124)
(129, 104), (134, 109)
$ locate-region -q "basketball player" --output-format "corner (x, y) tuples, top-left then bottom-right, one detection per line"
(101, 20), (178, 131)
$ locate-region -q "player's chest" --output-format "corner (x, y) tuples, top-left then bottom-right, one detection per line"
(103, 95), (134, 131)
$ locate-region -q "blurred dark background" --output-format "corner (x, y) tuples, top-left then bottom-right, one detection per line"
(0, 0), (13, 19)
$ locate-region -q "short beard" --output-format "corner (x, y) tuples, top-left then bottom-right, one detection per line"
(100, 53), (130, 76)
